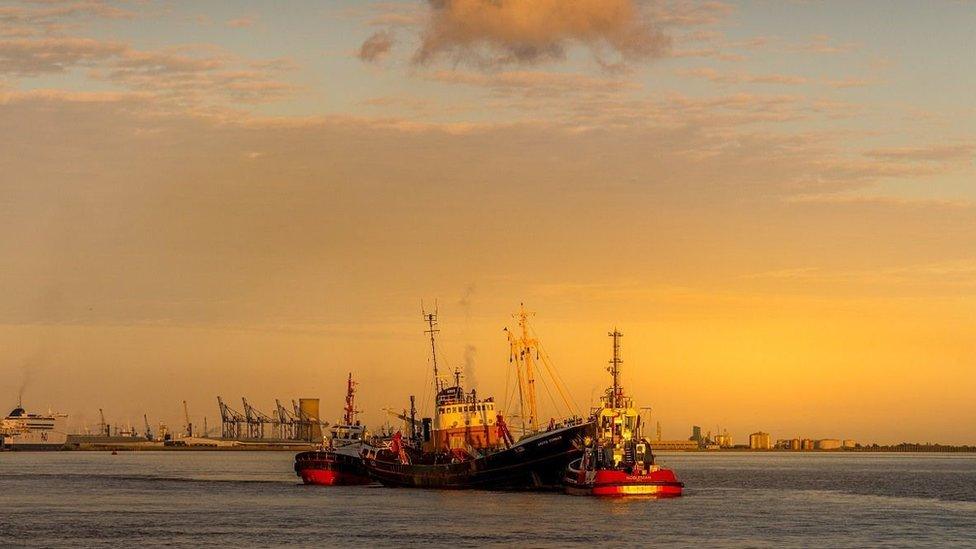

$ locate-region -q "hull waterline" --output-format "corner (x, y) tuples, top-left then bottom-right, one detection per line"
(295, 449), (372, 486)
(563, 463), (684, 497)
(365, 422), (593, 490)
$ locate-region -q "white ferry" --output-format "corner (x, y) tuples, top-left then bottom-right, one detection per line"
(0, 401), (68, 451)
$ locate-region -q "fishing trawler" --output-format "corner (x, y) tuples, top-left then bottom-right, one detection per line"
(294, 374), (374, 485)
(364, 305), (593, 490)
(1, 399), (68, 451)
(563, 330), (683, 497)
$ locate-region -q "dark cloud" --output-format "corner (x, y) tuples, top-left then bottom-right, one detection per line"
(412, 0), (672, 68)
(358, 30), (395, 62)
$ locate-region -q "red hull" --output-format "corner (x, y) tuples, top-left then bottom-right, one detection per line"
(295, 449), (372, 486)
(565, 467), (683, 497)
(299, 468), (372, 486)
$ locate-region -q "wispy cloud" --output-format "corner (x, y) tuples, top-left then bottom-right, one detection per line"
(425, 69), (640, 98)
(675, 67), (808, 85)
(0, 33), (298, 107)
(0, 37), (126, 75)
(226, 16), (257, 29)
(865, 143), (975, 162)
(790, 34), (859, 54)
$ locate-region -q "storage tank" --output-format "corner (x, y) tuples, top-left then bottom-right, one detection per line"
(801, 438), (814, 450)
(299, 398), (322, 441)
(790, 438), (801, 450)
(749, 432), (772, 450)
(842, 439), (856, 449)
(817, 439), (841, 450)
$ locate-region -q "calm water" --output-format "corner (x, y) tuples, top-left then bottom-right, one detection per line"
(2, 451), (974, 547)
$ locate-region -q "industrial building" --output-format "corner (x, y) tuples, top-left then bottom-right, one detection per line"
(649, 439), (700, 451)
(714, 433), (733, 448)
(749, 431), (772, 450)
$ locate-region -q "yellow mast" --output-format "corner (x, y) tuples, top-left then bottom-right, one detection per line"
(506, 304), (579, 435)
(506, 327), (528, 433)
(514, 304), (538, 433)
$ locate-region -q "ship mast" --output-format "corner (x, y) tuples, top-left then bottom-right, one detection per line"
(509, 304), (538, 433)
(343, 372), (358, 425)
(609, 329), (623, 409)
(423, 305), (442, 394)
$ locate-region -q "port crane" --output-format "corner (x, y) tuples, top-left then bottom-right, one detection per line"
(217, 397), (246, 439)
(242, 397), (274, 439)
(144, 414), (153, 441)
(216, 396), (325, 442)
(275, 399), (297, 439)
(384, 405), (422, 439)
(98, 408), (109, 437)
(182, 400), (192, 438)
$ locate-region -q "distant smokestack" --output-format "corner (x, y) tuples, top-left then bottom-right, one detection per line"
(463, 344), (478, 389)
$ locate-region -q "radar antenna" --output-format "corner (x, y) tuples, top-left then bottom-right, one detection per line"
(609, 329), (623, 408)
(422, 301), (442, 393)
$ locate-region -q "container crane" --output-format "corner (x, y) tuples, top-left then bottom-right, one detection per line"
(182, 400), (192, 438)
(98, 408), (109, 437)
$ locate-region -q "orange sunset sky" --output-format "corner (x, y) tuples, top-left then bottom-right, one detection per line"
(1, 1), (974, 444)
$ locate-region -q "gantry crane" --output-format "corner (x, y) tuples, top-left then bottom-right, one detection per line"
(98, 408), (109, 436)
(182, 400), (192, 438)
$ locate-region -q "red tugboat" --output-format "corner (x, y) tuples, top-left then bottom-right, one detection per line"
(294, 373), (374, 486)
(563, 330), (683, 497)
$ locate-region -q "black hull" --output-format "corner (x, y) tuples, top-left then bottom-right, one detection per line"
(0, 444), (66, 451)
(364, 422), (593, 490)
(295, 449), (368, 476)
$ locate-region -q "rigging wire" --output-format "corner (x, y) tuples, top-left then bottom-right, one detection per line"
(531, 328), (581, 417)
(532, 359), (563, 421)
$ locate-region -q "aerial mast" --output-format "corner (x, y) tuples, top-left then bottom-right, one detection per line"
(423, 303), (442, 394)
(609, 329), (623, 408)
(343, 372), (358, 425)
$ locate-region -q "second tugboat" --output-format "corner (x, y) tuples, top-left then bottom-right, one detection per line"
(294, 373), (374, 485)
(563, 330), (684, 497)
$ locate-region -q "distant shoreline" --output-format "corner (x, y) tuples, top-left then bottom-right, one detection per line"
(2, 445), (973, 454)
(664, 446), (976, 454)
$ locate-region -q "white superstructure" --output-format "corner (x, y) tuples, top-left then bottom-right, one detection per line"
(0, 402), (68, 450)
(327, 422), (371, 457)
